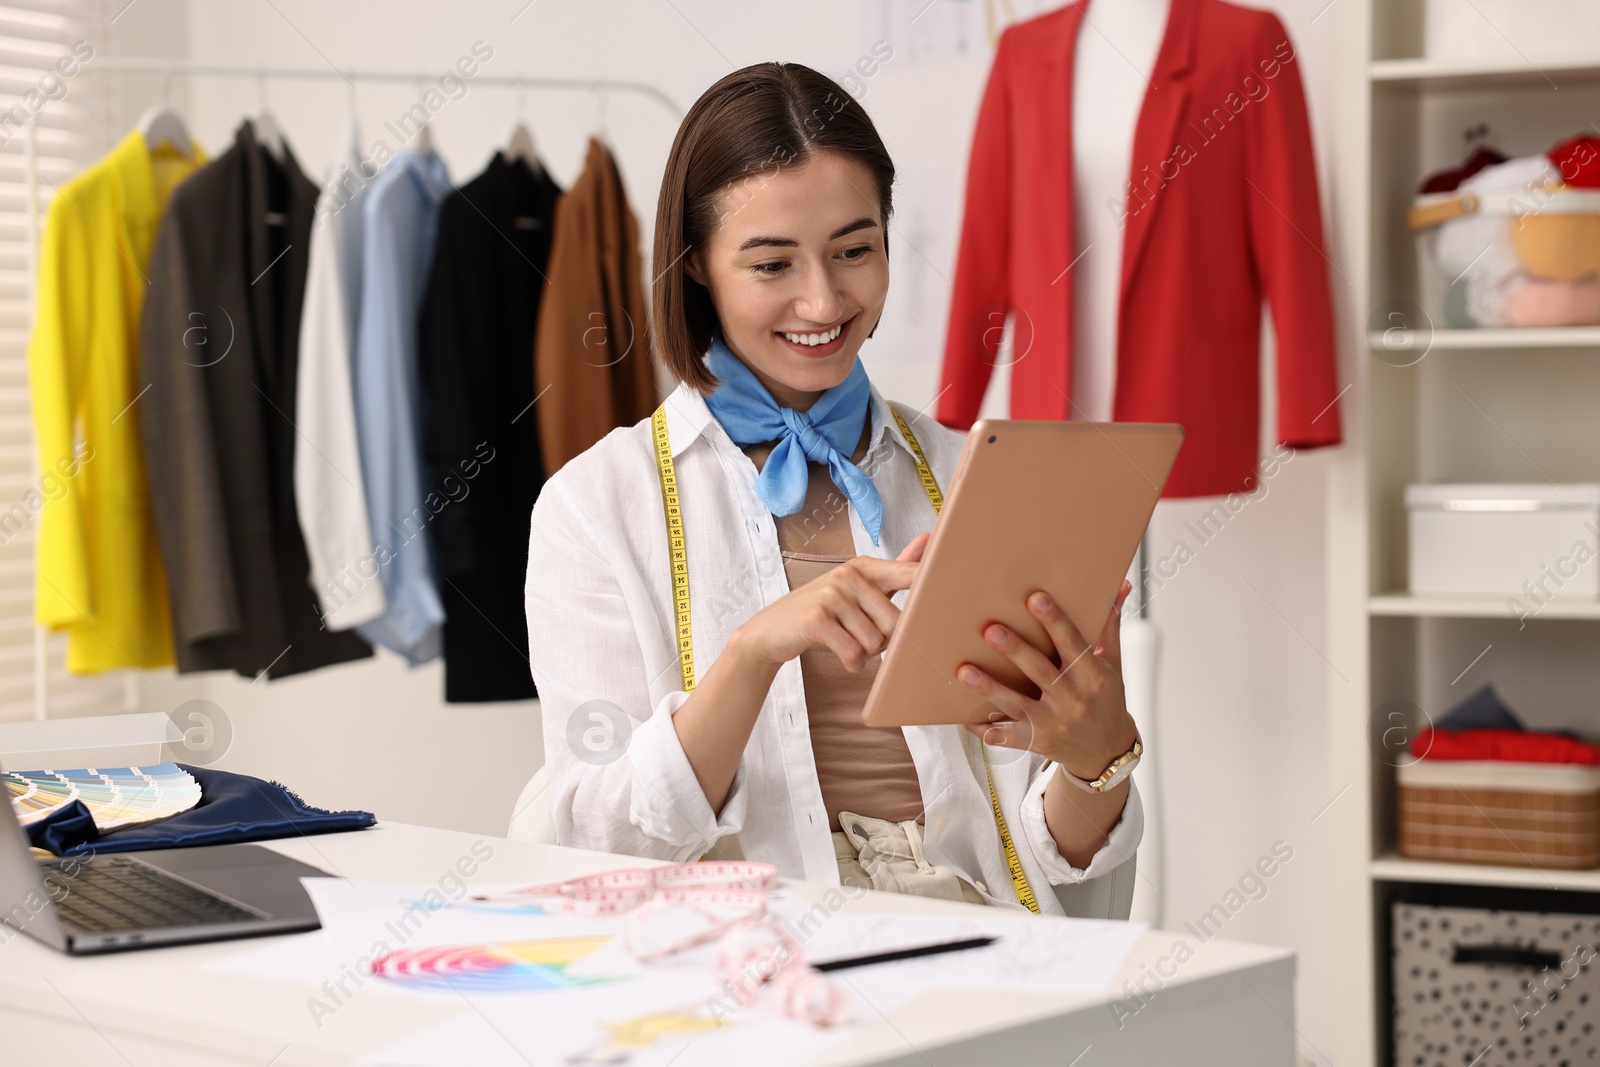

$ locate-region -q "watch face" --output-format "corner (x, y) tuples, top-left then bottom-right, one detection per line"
(1100, 754), (1140, 791)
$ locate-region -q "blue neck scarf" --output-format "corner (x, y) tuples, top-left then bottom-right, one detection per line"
(702, 328), (884, 545)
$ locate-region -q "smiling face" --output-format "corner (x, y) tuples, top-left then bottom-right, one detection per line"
(684, 149), (889, 412)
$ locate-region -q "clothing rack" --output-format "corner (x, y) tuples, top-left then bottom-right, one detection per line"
(69, 54), (684, 118)
(23, 57), (683, 721)
(20, 53), (1167, 927)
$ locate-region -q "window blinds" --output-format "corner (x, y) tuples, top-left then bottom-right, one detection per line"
(5, 0), (124, 721)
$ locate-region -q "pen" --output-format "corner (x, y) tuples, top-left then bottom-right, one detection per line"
(810, 935), (999, 973)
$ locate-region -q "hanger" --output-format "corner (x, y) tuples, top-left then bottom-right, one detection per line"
(138, 104), (193, 158)
(506, 82), (546, 232)
(506, 123), (537, 169)
(412, 77), (435, 155)
(254, 71), (287, 165)
(591, 83), (610, 148)
(251, 72), (291, 229)
(505, 79), (542, 178)
(137, 67), (195, 160)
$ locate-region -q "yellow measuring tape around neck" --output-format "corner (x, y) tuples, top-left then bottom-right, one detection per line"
(652, 406), (696, 694)
(650, 402), (1040, 913)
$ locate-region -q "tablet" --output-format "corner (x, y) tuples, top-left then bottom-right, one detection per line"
(860, 420), (1183, 728)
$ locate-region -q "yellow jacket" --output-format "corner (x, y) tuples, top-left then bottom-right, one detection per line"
(27, 129), (207, 673)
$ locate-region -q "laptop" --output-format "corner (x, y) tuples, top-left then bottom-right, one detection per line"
(1, 757), (329, 954)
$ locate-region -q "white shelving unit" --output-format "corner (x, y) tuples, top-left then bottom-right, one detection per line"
(1367, 594), (1600, 619)
(1328, 5), (1600, 1064)
(1369, 54), (1600, 89)
(1368, 326), (1600, 350)
(1369, 853), (1600, 894)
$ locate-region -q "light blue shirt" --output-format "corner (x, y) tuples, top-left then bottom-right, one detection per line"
(351, 148), (454, 664)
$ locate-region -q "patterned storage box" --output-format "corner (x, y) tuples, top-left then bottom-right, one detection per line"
(1399, 759), (1600, 870)
(1393, 901), (1600, 1065)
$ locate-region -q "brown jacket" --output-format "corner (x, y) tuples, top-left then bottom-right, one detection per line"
(533, 137), (656, 476)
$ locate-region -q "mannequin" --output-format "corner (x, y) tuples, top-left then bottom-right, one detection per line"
(939, 0), (1343, 494)
(1070, 0), (1171, 422)
(1069, 0), (1172, 929)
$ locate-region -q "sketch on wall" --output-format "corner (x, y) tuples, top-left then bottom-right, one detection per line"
(855, 0), (1059, 66)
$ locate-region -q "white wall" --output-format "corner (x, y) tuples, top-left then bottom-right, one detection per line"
(98, 1), (1343, 1058)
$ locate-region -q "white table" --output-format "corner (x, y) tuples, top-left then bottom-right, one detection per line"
(0, 822), (1296, 1065)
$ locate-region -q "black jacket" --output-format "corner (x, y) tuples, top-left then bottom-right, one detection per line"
(139, 120), (372, 678)
(419, 152), (562, 701)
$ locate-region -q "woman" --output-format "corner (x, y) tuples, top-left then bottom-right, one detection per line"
(525, 62), (1143, 916)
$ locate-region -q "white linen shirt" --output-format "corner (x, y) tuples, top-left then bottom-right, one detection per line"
(295, 120), (386, 630)
(524, 375), (1143, 914)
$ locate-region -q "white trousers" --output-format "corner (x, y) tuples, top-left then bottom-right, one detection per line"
(832, 810), (989, 907)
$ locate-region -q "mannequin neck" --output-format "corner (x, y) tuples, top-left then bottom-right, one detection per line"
(1085, 0), (1173, 37)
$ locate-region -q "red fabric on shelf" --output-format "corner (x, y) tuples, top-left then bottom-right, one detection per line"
(1548, 134), (1600, 189)
(1417, 146), (1508, 194)
(1412, 726), (1600, 765)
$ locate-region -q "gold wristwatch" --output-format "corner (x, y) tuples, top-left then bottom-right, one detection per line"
(1059, 733), (1142, 794)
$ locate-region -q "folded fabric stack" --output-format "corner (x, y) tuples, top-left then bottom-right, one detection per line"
(1411, 133), (1600, 328)
(1399, 685), (1600, 869)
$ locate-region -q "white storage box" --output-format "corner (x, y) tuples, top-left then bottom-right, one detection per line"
(0, 712), (172, 771)
(1405, 483), (1600, 597)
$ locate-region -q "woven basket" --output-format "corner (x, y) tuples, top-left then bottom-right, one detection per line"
(1397, 759), (1600, 869)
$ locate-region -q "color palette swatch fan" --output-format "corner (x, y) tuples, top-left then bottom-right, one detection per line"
(4, 762), (202, 830)
(369, 936), (621, 993)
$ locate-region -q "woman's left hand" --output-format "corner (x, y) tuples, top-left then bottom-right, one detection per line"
(957, 580), (1139, 782)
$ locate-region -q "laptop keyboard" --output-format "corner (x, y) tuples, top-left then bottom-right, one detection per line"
(41, 856), (262, 933)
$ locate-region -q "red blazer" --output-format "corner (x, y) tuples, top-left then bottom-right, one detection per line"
(936, 0), (1342, 497)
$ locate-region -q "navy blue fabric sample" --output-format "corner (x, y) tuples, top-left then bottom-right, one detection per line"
(25, 764), (375, 856)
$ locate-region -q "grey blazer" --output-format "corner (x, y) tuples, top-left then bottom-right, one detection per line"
(139, 120), (372, 679)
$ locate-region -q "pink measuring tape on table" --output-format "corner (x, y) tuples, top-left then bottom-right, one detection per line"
(474, 860), (851, 1026)
(498, 860), (775, 922)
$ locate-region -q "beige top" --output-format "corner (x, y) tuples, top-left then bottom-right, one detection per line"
(745, 420), (925, 833)
(780, 551), (926, 831)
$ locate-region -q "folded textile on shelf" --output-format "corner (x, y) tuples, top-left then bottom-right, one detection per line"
(1408, 683), (1599, 763)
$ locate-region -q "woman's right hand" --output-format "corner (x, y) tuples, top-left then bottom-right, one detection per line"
(733, 531), (930, 673)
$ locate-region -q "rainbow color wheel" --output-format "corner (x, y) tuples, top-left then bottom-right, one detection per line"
(368, 936), (621, 993)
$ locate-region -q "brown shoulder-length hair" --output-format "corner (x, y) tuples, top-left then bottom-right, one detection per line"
(652, 62), (895, 395)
